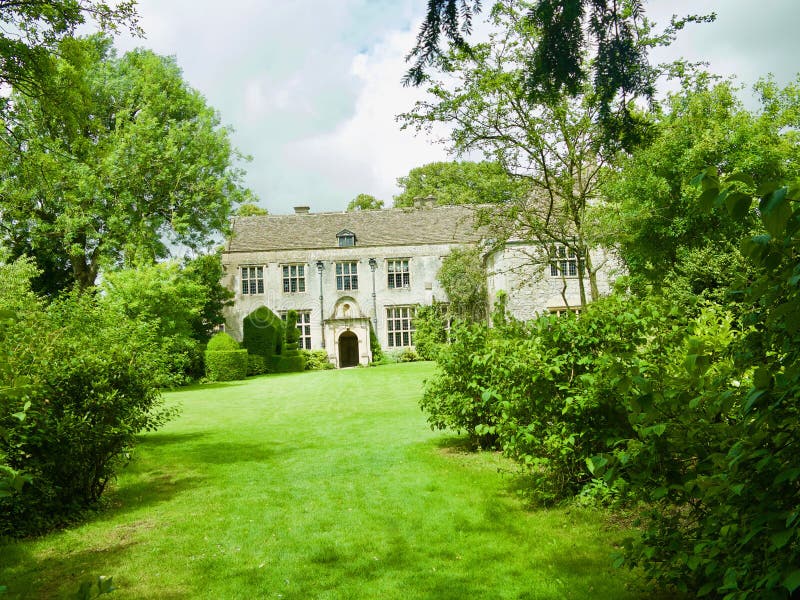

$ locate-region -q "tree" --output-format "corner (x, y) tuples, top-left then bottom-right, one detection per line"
(346, 193), (384, 211)
(600, 78), (800, 298)
(405, 0), (712, 149)
(393, 161), (528, 207)
(235, 203), (269, 216)
(0, 1), (140, 118)
(400, 2), (611, 308)
(438, 246), (487, 322)
(101, 257), (233, 383)
(0, 35), (251, 291)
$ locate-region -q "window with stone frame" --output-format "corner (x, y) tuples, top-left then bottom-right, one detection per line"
(280, 310), (312, 350)
(282, 264), (306, 293)
(386, 305), (416, 347)
(337, 229), (356, 247)
(335, 261), (358, 291)
(241, 265), (264, 294)
(387, 258), (410, 289)
(549, 245), (582, 278)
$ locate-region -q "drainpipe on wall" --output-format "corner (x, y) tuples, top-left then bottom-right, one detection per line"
(316, 260), (326, 349)
(368, 257), (378, 334)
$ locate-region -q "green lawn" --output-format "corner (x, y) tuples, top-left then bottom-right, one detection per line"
(1, 362), (651, 599)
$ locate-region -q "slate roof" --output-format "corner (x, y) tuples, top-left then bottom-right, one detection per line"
(226, 205), (484, 252)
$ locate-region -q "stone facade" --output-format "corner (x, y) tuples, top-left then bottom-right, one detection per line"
(221, 203), (621, 367)
(486, 242), (623, 317)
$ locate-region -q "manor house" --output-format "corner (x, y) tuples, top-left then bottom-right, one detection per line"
(220, 200), (619, 367)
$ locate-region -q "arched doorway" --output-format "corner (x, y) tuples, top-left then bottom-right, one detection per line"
(338, 331), (359, 367)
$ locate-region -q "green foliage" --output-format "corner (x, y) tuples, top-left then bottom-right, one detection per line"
(247, 354), (268, 376)
(405, 0), (709, 150)
(346, 193), (384, 211)
(302, 350), (334, 370)
(204, 350), (249, 382)
(600, 174), (800, 599)
(438, 246), (487, 322)
(393, 161), (526, 207)
(0, 263), (174, 537)
(400, 6), (612, 305)
(275, 310), (305, 373)
(242, 307), (283, 370)
(234, 203), (268, 216)
(75, 575), (116, 599)
(206, 331), (241, 352)
(0, 34), (250, 290)
(601, 78), (799, 294)
(369, 322), (384, 363)
(412, 302), (449, 360)
(101, 259), (232, 385)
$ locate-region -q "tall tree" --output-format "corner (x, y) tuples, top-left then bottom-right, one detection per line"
(346, 193), (384, 211)
(0, 35), (251, 290)
(400, 1), (613, 307)
(393, 161), (527, 207)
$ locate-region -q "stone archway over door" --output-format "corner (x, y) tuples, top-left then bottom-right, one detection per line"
(338, 331), (359, 367)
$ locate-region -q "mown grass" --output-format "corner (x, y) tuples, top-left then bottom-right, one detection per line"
(1, 362), (652, 599)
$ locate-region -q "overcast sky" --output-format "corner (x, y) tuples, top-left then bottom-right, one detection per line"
(113, 1), (800, 214)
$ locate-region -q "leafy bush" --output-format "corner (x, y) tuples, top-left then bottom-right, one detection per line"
(101, 259), (232, 385)
(369, 322), (384, 363)
(413, 302), (449, 360)
(599, 176), (800, 598)
(303, 349), (333, 370)
(0, 272), (175, 536)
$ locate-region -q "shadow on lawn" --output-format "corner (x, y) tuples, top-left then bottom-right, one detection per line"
(1, 538), (141, 600)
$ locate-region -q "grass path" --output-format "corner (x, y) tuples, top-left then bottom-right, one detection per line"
(1, 363), (647, 599)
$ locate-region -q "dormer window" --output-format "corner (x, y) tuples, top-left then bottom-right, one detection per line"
(337, 229), (356, 247)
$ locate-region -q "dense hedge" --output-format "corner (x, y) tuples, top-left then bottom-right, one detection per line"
(205, 349), (248, 381)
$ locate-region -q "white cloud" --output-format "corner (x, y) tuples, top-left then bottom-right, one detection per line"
(285, 25), (450, 211)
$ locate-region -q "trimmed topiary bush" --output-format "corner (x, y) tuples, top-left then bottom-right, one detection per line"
(205, 332), (248, 381)
(205, 349), (248, 381)
(242, 307), (283, 371)
(247, 353), (267, 376)
(206, 331), (240, 351)
(275, 310), (306, 373)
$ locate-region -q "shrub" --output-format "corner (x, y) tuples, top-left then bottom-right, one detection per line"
(246, 353), (268, 376)
(369, 322), (384, 363)
(303, 349), (333, 370)
(0, 278), (174, 537)
(206, 331), (240, 351)
(204, 349), (248, 382)
(413, 302), (448, 360)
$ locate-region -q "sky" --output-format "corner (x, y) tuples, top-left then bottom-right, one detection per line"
(112, 1), (800, 215)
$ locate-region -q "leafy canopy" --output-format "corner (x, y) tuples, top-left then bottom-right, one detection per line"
(347, 193), (385, 211)
(393, 161), (527, 207)
(0, 34), (251, 290)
